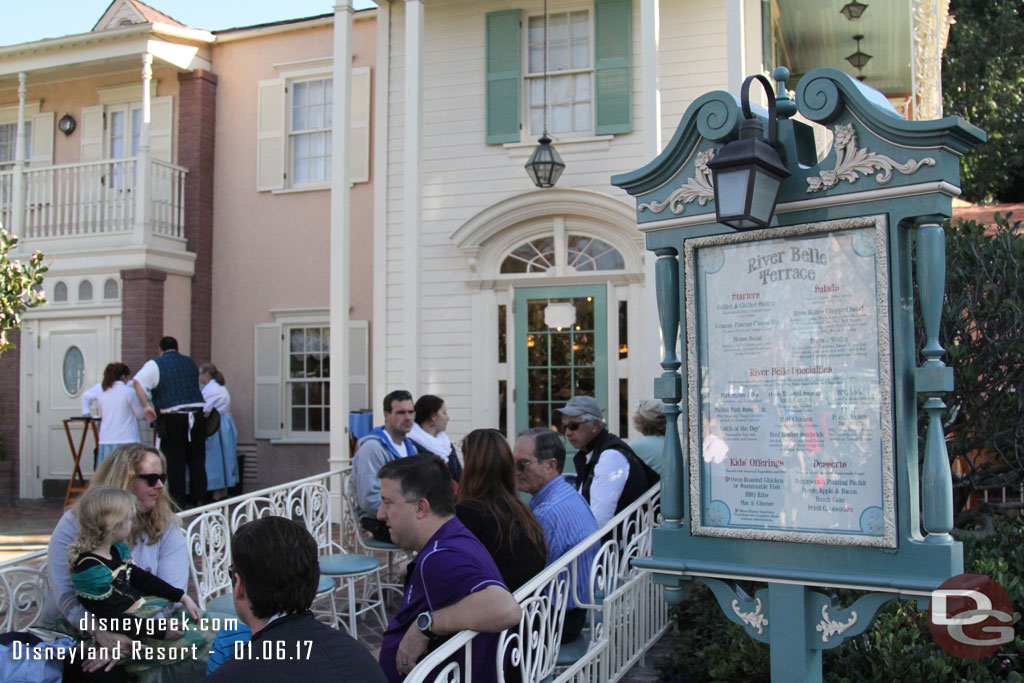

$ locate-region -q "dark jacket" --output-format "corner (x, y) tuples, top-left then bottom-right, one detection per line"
(573, 429), (660, 517)
(203, 611), (386, 682)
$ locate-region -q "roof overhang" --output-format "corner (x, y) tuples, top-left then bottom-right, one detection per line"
(0, 23), (214, 89)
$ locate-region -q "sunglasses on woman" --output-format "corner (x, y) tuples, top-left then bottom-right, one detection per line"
(136, 472), (168, 487)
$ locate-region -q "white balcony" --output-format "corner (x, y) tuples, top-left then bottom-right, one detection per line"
(0, 157), (187, 252)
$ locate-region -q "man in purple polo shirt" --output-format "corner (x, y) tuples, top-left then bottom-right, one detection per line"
(376, 455), (522, 682)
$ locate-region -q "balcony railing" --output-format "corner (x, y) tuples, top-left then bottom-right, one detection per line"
(0, 157), (186, 241)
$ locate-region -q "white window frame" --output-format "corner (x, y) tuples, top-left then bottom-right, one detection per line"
(254, 308), (370, 443)
(524, 9), (594, 138)
(257, 59), (370, 193)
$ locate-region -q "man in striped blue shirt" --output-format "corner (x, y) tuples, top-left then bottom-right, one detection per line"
(514, 427), (599, 644)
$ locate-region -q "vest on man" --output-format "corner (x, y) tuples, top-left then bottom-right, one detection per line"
(151, 351), (204, 410)
(573, 429), (660, 517)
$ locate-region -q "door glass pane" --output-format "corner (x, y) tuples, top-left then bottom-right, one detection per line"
(62, 346), (85, 395)
(574, 297), (594, 329)
(528, 369), (548, 400)
(573, 333), (594, 366)
(529, 403), (550, 429)
(528, 301), (546, 331)
(527, 334), (548, 366)
(574, 367), (595, 394)
(550, 333), (572, 366)
(550, 368), (572, 402)
(619, 301), (629, 358)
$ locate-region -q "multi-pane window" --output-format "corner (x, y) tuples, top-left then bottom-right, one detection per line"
(501, 233), (624, 275)
(108, 107), (141, 187)
(287, 326), (331, 433)
(290, 78), (333, 185)
(0, 122), (30, 168)
(527, 11), (592, 135)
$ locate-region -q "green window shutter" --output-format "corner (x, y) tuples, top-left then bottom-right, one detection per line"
(594, 0), (632, 135)
(486, 9), (522, 145)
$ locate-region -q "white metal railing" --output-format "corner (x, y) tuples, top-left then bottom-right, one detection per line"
(0, 468), (353, 633)
(407, 484), (667, 683)
(0, 158), (186, 240)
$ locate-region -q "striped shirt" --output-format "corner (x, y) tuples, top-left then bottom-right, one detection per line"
(530, 475), (599, 609)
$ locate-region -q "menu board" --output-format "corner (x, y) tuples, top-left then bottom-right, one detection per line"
(686, 216), (896, 547)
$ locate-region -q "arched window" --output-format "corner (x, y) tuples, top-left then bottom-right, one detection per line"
(53, 281), (68, 303)
(78, 280), (93, 302)
(103, 278), (119, 300)
(500, 232), (625, 275)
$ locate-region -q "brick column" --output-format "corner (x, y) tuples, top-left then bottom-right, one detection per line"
(178, 70), (218, 364)
(121, 268), (166, 375)
(0, 330), (21, 501)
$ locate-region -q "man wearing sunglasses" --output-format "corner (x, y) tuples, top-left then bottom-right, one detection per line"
(558, 396), (660, 527)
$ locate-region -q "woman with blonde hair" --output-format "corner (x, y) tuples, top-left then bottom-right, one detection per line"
(455, 429), (547, 591)
(43, 443), (189, 681)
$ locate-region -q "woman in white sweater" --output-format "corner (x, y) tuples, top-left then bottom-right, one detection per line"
(80, 362), (145, 466)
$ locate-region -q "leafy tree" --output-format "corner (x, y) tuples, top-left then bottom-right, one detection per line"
(934, 215), (1024, 528)
(0, 228), (47, 354)
(942, 0), (1024, 203)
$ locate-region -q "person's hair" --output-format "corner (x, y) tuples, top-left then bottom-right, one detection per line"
(199, 362), (226, 386)
(231, 516), (319, 619)
(378, 454), (456, 516)
(519, 427), (567, 473)
(158, 336), (178, 352)
(459, 429), (547, 562)
(633, 410), (667, 436)
(414, 394), (445, 426)
(101, 362), (130, 391)
(91, 444), (179, 545)
(383, 389), (413, 414)
(67, 486), (136, 568)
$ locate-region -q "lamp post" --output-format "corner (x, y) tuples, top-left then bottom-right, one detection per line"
(707, 73), (790, 230)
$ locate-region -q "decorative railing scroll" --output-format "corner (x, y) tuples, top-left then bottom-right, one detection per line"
(407, 485), (666, 683)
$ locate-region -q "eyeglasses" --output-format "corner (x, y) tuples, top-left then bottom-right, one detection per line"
(515, 459), (534, 473)
(562, 421), (583, 433)
(136, 473), (167, 487)
(228, 565), (237, 584)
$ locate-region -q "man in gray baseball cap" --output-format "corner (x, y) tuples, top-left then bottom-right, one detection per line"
(557, 395), (659, 526)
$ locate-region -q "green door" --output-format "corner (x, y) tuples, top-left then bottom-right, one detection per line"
(514, 285), (608, 443)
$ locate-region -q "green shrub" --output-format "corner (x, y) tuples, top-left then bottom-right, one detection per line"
(656, 516), (1024, 682)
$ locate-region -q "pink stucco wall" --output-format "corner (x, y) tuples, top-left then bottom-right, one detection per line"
(208, 13), (376, 447)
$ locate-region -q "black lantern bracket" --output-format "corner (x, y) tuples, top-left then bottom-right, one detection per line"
(705, 73), (792, 231)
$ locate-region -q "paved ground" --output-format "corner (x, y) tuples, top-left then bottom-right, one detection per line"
(0, 496), (65, 562)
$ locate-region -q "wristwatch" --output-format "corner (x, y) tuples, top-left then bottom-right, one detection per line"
(416, 611), (437, 638)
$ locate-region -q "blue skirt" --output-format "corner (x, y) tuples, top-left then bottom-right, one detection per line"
(205, 414), (239, 490)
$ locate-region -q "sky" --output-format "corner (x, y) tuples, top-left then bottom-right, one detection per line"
(0, 0), (378, 46)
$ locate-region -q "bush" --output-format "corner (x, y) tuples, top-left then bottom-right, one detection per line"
(655, 516), (1024, 682)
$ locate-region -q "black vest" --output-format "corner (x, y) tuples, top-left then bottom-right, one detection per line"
(573, 429), (659, 516)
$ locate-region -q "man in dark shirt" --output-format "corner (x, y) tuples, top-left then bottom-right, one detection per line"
(204, 516), (386, 682)
(133, 336), (206, 506)
(376, 455), (522, 682)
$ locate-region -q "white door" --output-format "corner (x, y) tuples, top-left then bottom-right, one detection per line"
(29, 318), (113, 495)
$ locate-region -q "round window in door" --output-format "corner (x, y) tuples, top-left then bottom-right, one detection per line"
(62, 346), (85, 395)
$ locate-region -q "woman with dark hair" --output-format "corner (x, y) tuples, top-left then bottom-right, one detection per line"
(408, 394), (463, 481)
(199, 362), (239, 501)
(80, 362), (146, 466)
(455, 429), (547, 591)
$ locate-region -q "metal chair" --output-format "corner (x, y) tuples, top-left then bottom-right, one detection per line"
(341, 467), (407, 601)
(288, 482), (387, 638)
(228, 496), (339, 625)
